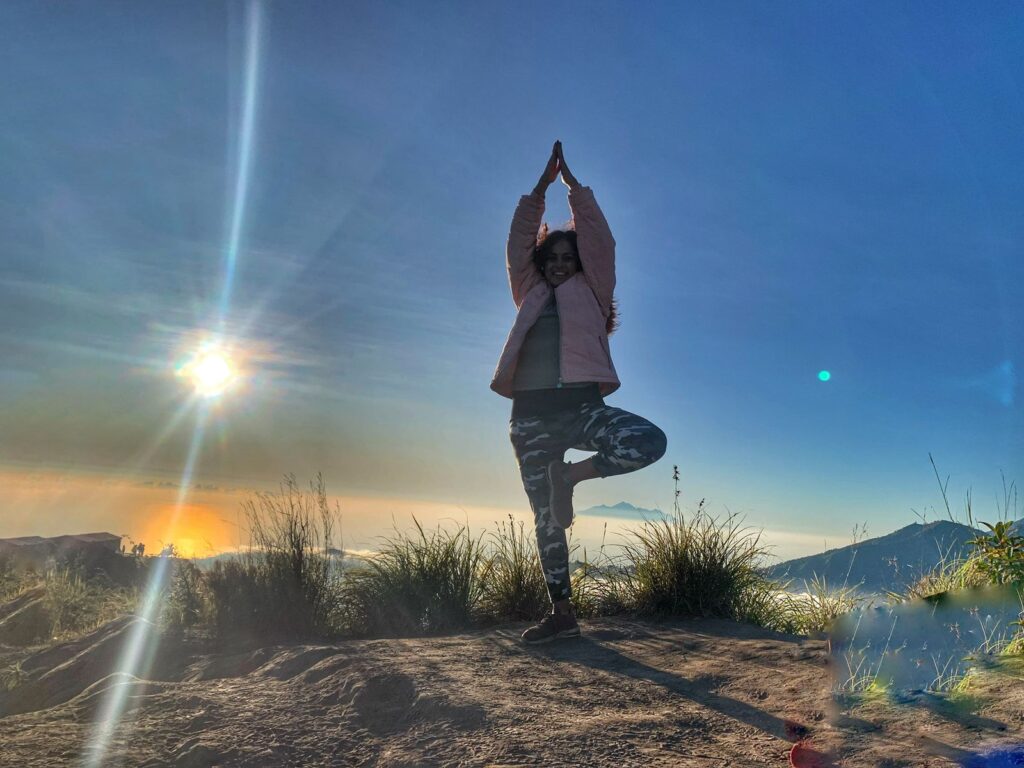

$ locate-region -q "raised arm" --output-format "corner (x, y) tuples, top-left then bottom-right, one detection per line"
(559, 144), (616, 315)
(506, 142), (559, 307)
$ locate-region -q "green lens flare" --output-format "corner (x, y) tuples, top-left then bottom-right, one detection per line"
(818, 370), (831, 382)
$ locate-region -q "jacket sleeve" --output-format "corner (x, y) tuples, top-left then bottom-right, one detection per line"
(568, 185), (616, 315)
(506, 191), (546, 308)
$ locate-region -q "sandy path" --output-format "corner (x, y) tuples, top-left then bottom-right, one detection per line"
(1, 618), (1020, 766)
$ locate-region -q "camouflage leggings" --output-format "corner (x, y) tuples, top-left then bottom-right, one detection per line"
(509, 401), (668, 603)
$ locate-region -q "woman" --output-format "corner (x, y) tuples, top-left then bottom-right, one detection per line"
(492, 141), (668, 644)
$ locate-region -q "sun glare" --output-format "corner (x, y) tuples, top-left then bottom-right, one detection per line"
(176, 343), (239, 398)
(193, 352), (232, 395)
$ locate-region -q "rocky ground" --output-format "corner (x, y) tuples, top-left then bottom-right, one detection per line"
(1, 615), (1022, 767)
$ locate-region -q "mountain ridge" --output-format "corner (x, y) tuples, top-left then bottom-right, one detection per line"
(762, 519), (1020, 594)
(577, 501), (666, 520)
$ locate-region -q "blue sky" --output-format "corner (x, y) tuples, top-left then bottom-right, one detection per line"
(1, 2), (1021, 558)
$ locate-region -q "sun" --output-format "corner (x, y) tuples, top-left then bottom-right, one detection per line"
(192, 352), (233, 396)
(177, 343), (238, 398)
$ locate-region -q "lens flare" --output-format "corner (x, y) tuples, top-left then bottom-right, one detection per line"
(84, 406), (210, 767)
(818, 370), (831, 382)
(83, 1), (264, 763)
(218, 0), (263, 330)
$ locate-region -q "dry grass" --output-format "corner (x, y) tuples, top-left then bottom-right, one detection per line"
(204, 474), (342, 643)
(181, 469), (842, 641)
(43, 567), (138, 640)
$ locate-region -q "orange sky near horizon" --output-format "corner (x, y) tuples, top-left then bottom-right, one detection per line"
(0, 467), (539, 559)
(0, 467), (841, 563)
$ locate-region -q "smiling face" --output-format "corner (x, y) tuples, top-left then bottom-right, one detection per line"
(542, 238), (580, 287)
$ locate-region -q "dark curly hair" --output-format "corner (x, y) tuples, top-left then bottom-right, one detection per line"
(533, 225), (620, 335)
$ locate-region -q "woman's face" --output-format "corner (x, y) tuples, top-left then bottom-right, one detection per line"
(543, 239), (579, 287)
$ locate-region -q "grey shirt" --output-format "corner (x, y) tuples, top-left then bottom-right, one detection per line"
(512, 295), (591, 392)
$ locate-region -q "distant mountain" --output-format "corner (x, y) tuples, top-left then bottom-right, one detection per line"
(762, 520), (1003, 595)
(576, 501), (667, 521)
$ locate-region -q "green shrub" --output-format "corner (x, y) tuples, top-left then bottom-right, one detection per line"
(339, 519), (488, 637)
(620, 497), (772, 620)
(614, 466), (787, 624)
(968, 521), (1024, 585)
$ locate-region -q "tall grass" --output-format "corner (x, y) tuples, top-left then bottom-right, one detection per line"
(590, 467), (866, 634)
(569, 526), (633, 618)
(204, 474), (341, 643)
(190, 468), (846, 640)
(891, 553), (987, 603)
(339, 519), (489, 637)
(619, 490), (772, 620)
(773, 575), (867, 635)
(168, 466), (950, 644)
(165, 560), (209, 629)
(478, 516), (548, 623)
(1, 554), (140, 645)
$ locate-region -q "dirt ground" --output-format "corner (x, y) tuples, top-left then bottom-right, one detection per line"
(1, 617), (1022, 767)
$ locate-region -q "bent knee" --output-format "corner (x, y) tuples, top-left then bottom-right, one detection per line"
(647, 426), (667, 464)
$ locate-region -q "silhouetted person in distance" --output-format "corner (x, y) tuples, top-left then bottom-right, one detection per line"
(491, 141), (667, 644)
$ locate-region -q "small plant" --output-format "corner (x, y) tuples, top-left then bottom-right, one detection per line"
(834, 612), (901, 694)
(925, 653), (964, 692)
(968, 521), (1024, 585)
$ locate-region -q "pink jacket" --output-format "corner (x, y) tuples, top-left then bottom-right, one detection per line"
(491, 185), (621, 399)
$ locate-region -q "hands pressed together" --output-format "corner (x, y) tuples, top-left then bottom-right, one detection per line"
(533, 140), (580, 196)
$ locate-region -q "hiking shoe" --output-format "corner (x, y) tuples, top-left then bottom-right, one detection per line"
(521, 611), (581, 644)
(547, 459), (575, 528)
